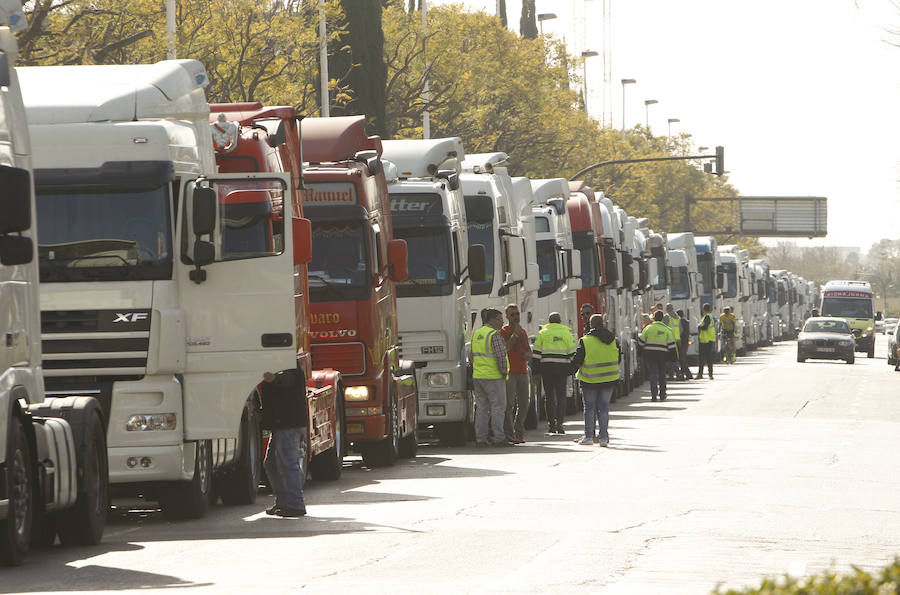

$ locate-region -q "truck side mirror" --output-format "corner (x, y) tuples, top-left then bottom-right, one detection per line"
(0, 235), (34, 266)
(292, 217), (312, 264)
(192, 186), (217, 236)
(504, 236), (526, 283)
(356, 150), (382, 177)
(568, 278), (583, 291)
(193, 239), (215, 266)
(436, 169), (460, 191)
(0, 165), (32, 234)
(466, 243), (486, 283)
(569, 249), (582, 278)
(387, 238), (408, 282)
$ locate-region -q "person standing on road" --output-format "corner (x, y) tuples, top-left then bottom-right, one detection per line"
(664, 303), (682, 380)
(698, 303), (717, 379)
(470, 308), (511, 447)
(260, 364), (308, 518)
(677, 309), (693, 380)
(719, 306), (737, 364)
(638, 310), (677, 401)
(501, 304), (531, 444)
(580, 303), (595, 336)
(532, 312), (576, 435)
(570, 314), (620, 446)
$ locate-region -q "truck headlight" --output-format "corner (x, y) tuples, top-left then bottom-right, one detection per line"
(126, 413), (177, 431)
(426, 372), (452, 387)
(345, 386), (371, 401)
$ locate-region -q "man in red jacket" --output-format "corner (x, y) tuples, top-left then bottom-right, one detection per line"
(500, 304), (532, 444)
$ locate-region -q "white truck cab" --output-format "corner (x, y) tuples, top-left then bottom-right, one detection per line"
(667, 232), (701, 358)
(381, 137), (482, 446)
(18, 60), (299, 519)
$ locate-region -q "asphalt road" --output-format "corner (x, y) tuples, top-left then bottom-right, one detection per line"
(4, 336), (900, 594)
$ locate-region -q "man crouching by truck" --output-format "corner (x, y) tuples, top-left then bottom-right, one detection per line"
(261, 365), (308, 517)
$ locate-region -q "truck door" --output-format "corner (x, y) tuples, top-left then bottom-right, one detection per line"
(176, 172), (297, 439)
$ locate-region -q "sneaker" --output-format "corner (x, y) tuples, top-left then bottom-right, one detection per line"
(556, 427), (565, 435)
(599, 440), (609, 447)
(578, 436), (593, 445)
(475, 441), (489, 448)
(660, 395), (667, 401)
(515, 434), (526, 444)
(276, 506), (307, 518)
(592, 436), (599, 444)
(651, 396), (658, 402)
(265, 505), (280, 516)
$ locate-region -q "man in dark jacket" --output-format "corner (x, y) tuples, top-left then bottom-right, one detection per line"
(569, 315), (620, 446)
(260, 364), (308, 517)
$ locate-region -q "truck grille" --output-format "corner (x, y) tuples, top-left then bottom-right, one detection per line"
(311, 342), (366, 376)
(41, 310), (151, 377)
(398, 331), (448, 361)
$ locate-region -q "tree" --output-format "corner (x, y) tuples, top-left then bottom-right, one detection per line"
(520, 0), (536, 39)
(331, 1), (388, 136)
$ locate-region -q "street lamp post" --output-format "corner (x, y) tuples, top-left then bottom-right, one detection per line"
(581, 50), (598, 115)
(166, 0), (176, 59)
(318, 0), (329, 117)
(667, 118), (680, 138)
(620, 78), (636, 133)
(537, 12), (556, 36)
(644, 99), (658, 129)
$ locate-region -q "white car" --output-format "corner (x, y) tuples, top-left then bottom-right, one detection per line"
(883, 318), (897, 335)
(888, 323), (900, 367)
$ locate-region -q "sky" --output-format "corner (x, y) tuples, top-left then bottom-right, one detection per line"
(429, 0), (900, 251)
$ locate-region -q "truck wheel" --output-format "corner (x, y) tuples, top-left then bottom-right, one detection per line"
(310, 387), (345, 481)
(218, 402), (262, 505)
(399, 428), (418, 459)
(0, 416), (33, 566)
(436, 422), (467, 446)
(867, 344), (875, 358)
(160, 440), (212, 520)
(361, 394), (398, 468)
(56, 408), (107, 546)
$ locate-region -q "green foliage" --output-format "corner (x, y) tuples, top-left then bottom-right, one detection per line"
(713, 558), (900, 594)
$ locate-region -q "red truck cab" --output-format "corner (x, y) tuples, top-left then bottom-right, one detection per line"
(300, 116), (417, 468)
(567, 181), (605, 334)
(209, 103), (345, 480)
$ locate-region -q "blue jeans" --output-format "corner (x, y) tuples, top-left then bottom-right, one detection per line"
(646, 357), (667, 398)
(264, 427), (306, 511)
(582, 382), (614, 441)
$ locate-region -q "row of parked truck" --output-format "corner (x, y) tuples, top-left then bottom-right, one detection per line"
(1, 9), (823, 563)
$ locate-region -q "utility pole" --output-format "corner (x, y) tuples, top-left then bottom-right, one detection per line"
(318, 0), (330, 117)
(422, 0), (430, 139)
(166, 0), (176, 59)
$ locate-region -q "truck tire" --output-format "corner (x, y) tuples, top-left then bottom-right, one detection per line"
(56, 405), (108, 546)
(398, 428), (418, 459)
(436, 422), (467, 446)
(160, 440), (212, 520)
(361, 393), (398, 468)
(218, 402), (262, 505)
(867, 343), (875, 358)
(0, 415), (33, 566)
(310, 387), (345, 481)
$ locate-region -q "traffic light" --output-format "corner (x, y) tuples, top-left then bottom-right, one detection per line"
(715, 145), (725, 176)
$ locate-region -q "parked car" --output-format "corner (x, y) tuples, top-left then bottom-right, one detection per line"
(888, 323), (900, 367)
(883, 317), (897, 335)
(797, 317), (856, 364)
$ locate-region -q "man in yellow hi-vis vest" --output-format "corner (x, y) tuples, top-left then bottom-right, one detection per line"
(469, 308), (511, 447)
(569, 314), (620, 446)
(698, 303), (717, 379)
(532, 313), (576, 434)
(638, 310), (677, 401)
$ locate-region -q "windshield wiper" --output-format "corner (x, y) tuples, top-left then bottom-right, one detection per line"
(308, 274), (349, 298)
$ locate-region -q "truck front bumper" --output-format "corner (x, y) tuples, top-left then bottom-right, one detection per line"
(108, 442), (196, 484)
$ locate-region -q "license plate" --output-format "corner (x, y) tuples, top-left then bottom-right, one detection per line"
(818, 347), (835, 352)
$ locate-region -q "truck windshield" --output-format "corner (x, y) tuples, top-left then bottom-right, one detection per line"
(669, 266), (690, 299)
(723, 264), (737, 298)
(536, 240), (559, 297)
(821, 297), (873, 318)
(697, 253), (714, 296)
(36, 186), (173, 282)
(653, 260), (668, 290)
(394, 225), (453, 298)
(309, 222), (370, 302)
